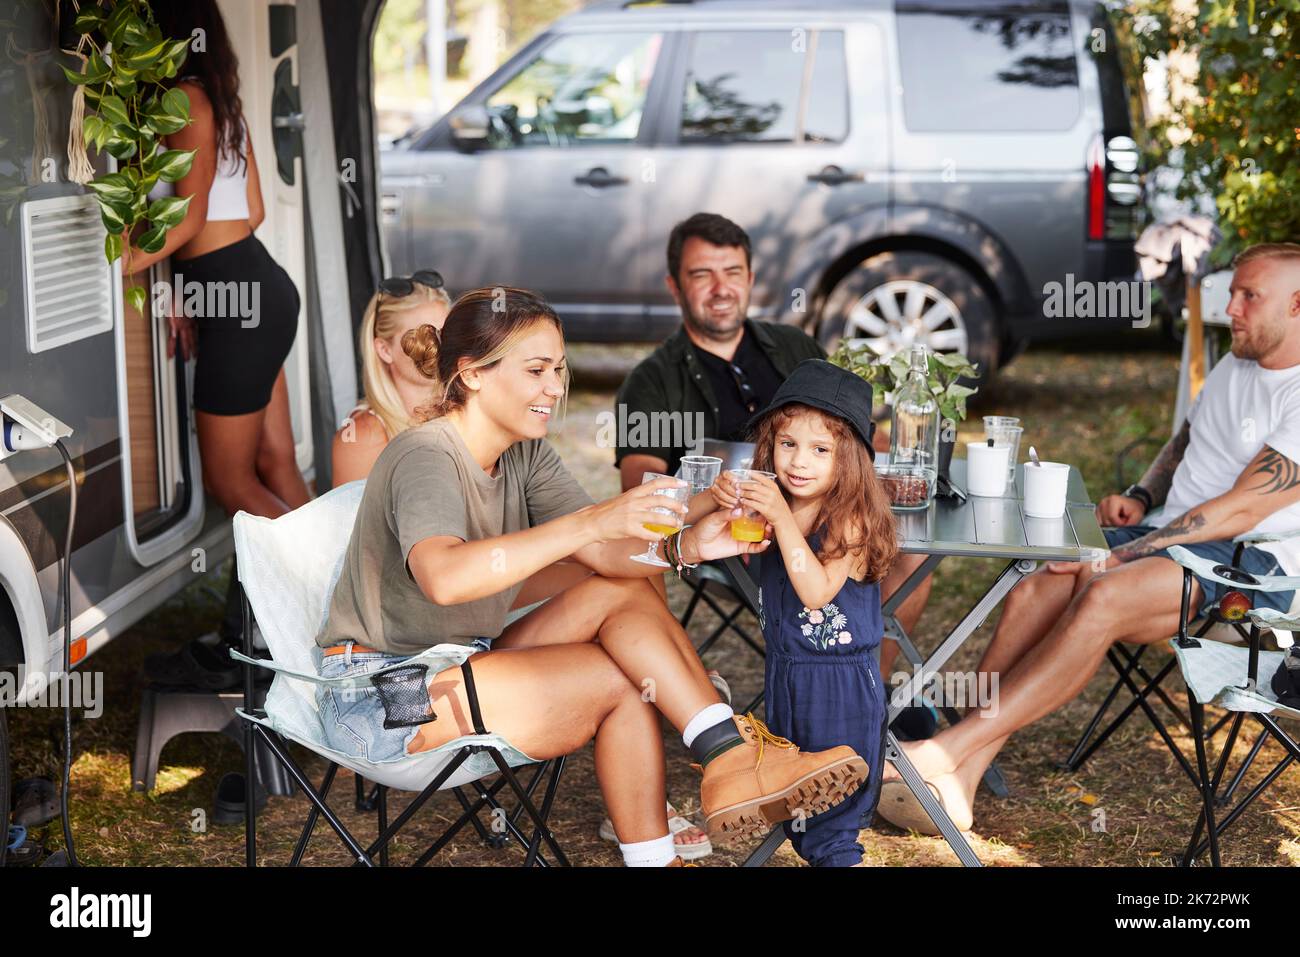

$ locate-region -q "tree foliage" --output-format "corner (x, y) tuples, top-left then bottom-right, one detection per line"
(1116, 0), (1298, 259)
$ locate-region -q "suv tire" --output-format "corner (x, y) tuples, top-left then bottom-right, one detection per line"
(818, 251), (1000, 384)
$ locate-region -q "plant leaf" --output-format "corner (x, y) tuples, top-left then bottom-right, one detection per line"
(104, 230), (123, 264)
(87, 50), (110, 82)
(82, 114), (106, 146)
(165, 37), (191, 66)
(137, 223), (167, 254)
(123, 39), (169, 70)
(124, 284), (148, 315)
(86, 172), (134, 203)
(151, 148), (196, 182)
(146, 195), (192, 229)
(60, 63), (91, 86)
(98, 94), (130, 127)
(119, 15), (151, 48)
(946, 383), (977, 401)
(104, 133), (137, 161)
(161, 87), (190, 121)
(73, 7), (104, 34)
(145, 108), (187, 136)
(99, 202), (126, 234)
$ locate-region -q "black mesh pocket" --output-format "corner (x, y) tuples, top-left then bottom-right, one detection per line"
(370, 664), (436, 729)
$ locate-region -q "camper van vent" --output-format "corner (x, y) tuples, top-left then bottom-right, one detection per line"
(21, 195), (116, 354)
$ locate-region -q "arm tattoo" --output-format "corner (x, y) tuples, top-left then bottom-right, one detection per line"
(1137, 420), (1192, 506)
(1247, 446), (1300, 494)
(1111, 510), (1207, 563)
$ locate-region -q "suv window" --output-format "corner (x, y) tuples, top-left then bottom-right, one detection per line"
(484, 32), (663, 148)
(896, 1), (1080, 132)
(680, 30), (848, 144)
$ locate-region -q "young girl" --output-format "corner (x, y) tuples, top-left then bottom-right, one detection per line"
(713, 359), (898, 867)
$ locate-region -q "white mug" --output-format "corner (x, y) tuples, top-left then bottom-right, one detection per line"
(966, 441), (1010, 497)
(1023, 461), (1070, 518)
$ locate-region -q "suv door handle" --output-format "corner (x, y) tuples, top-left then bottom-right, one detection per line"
(574, 167), (629, 188)
(808, 165), (864, 186)
(381, 193), (402, 222)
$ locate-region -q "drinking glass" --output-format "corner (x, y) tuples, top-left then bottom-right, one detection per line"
(679, 454), (723, 495)
(726, 469), (777, 542)
(630, 472), (690, 566)
(983, 416), (1024, 483)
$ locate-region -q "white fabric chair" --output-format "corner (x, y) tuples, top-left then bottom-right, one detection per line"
(1166, 545), (1300, 866)
(1061, 528), (1300, 779)
(229, 480), (567, 866)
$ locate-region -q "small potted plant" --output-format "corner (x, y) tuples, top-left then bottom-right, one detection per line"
(829, 341), (979, 480)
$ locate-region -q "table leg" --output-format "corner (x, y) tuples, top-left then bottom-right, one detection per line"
(882, 554), (944, 618)
(887, 559), (1035, 722)
(883, 573), (1011, 799)
(886, 732), (982, 867)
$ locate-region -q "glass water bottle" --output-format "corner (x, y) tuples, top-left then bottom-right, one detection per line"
(889, 344), (939, 504)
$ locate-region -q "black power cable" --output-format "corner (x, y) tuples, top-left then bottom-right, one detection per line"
(53, 439), (78, 867)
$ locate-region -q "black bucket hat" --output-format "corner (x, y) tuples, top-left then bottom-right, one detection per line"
(749, 359), (876, 460)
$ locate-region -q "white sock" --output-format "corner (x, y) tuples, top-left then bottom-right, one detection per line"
(619, 833), (676, 868)
(682, 703), (735, 749)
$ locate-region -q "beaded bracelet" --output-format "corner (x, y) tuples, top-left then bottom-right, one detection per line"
(668, 524), (698, 575)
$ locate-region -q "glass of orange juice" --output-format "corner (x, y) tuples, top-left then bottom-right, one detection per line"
(726, 469), (776, 542)
(630, 472), (690, 567)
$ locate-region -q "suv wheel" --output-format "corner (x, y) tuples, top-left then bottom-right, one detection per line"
(818, 251), (1000, 383)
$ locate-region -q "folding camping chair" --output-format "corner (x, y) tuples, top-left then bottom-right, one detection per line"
(1165, 545), (1300, 866)
(230, 481), (569, 867)
(1060, 528), (1300, 800)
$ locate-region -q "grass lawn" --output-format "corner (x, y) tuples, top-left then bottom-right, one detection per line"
(8, 338), (1300, 867)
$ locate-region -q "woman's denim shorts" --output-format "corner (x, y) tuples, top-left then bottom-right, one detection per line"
(318, 646), (423, 763)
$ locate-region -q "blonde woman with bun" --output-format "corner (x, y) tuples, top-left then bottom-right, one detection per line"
(332, 271), (451, 485)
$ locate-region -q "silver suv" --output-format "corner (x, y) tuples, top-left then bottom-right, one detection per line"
(380, 0), (1143, 379)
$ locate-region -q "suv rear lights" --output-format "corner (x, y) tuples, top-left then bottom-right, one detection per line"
(1088, 133), (1142, 241)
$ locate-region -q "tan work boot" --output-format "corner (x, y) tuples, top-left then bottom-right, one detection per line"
(700, 714), (868, 843)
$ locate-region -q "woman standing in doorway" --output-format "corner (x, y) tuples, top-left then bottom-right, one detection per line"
(127, 0), (308, 521)
(135, 2), (308, 690)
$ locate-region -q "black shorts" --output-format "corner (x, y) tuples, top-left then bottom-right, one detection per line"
(174, 234), (301, 416)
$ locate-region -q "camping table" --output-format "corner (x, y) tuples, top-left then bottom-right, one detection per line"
(727, 459), (1109, 867)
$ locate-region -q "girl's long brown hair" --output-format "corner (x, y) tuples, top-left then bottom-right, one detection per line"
(752, 404), (898, 582)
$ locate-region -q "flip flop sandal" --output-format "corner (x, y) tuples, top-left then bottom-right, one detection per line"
(11, 777), (59, 828)
(877, 779), (969, 836)
(598, 801), (714, 861)
(144, 639), (242, 691)
(705, 670), (732, 706)
(5, 826), (42, 865)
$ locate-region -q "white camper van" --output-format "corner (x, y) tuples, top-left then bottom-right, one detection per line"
(0, 0), (388, 849)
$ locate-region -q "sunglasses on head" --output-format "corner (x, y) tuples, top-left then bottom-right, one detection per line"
(379, 269), (445, 297)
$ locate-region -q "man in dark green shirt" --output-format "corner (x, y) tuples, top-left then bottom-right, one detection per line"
(615, 213), (824, 488)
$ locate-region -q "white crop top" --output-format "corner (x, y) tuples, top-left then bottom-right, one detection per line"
(206, 120), (250, 222)
(145, 105), (249, 221)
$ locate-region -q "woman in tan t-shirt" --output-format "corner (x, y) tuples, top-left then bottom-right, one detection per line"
(319, 287), (871, 866)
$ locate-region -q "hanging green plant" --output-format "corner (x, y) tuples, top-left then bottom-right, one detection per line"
(62, 0), (196, 314)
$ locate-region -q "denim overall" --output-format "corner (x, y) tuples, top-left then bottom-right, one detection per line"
(758, 536), (887, 867)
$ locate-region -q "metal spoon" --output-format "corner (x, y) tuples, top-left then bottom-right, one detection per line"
(1028, 446), (1041, 468)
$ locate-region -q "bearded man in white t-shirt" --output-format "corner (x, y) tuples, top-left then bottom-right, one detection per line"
(877, 242), (1300, 835)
